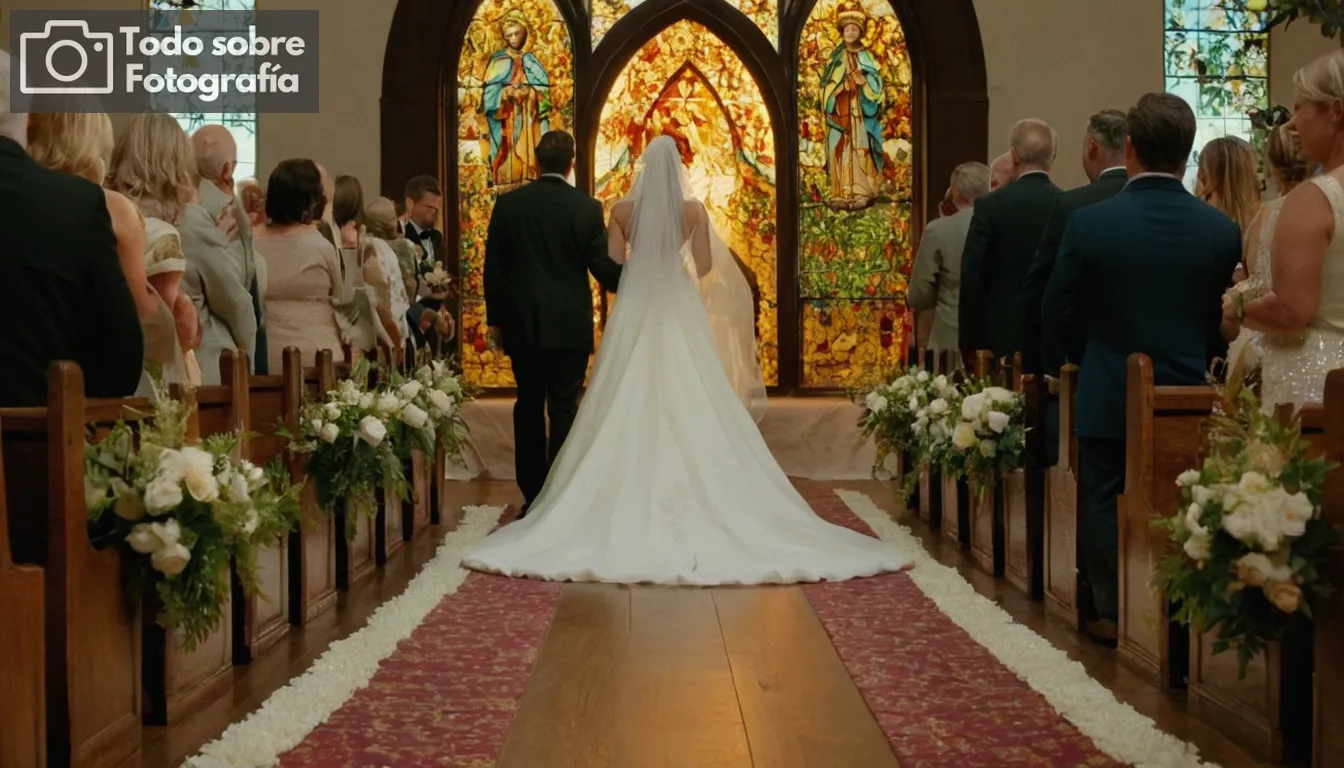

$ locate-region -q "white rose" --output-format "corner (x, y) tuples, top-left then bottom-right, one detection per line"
(1184, 533), (1211, 562)
(376, 393), (401, 416)
(952, 421), (978, 450)
(1177, 470), (1201, 487)
(228, 472), (251, 503)
(319, 422), (340, 444)
(358, 393), (374, 409)
(85, 478), (108, 511)
(933, 375), (948, 389)
(894, 375), (911, 390)
(986, 410), (1011, 434)
(242, 510), (260, 535)
(1192, 485), (1214, 505)
(907, 395), (919, 411)
(399, 381), (423, 400)
(151, 542), (192, 576)
(177, 446), (219, 503)
(428, 389), (454, 413)
(125, 524), (159, 554)
(155, 448), (186, 486)
(979, 439), (997, 457)
(983, 386), (1014, 404)
(866, 393), (888, 413)
(961, 394), (985, 421)
(1283, 491), (1314, 524)
(309, 418), (324, 433)
(1184, 502), (1205, 533)
(1238, 471), (1272, 494)
(358, 415), (387, 447)
(151, 518), (183, 547)
(400, 402), (430, 429)
(244, 462), (266, 490)
(437, 377), (462, 396)
(143, 478), (184, 515)
(928, 398), (948, 415)
(324, 403), (342, 420)
(916, 370), (930, 382)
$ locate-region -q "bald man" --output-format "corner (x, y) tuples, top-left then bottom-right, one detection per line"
(194, 125), (268, 375)
(957, 119), (1061, 359)
(989, 152), (1015, 190)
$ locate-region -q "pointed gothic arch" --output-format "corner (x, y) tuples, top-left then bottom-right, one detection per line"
(381, 0), (987, 391)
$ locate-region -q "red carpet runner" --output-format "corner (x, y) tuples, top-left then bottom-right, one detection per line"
(276, 496), (1122, 767)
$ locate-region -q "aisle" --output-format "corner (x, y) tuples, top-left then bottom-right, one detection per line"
(183, 484), (1239, 768)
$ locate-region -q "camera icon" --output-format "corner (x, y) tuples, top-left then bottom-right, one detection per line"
(19, 20), (115, 95)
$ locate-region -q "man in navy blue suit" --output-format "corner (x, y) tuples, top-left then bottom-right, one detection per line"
(1042, 93), (1240, 642)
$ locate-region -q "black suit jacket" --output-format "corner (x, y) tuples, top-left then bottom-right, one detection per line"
(1021, 168), (1128, 374)
(1042, 176), (1240, 441)
(0, 138), (143, 406)
(403, 223), (452, 346)
(484, 177), (623, 352)
(958, 172), (1062, 358)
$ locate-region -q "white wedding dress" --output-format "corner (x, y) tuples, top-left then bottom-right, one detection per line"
(461, 137), (906, 585)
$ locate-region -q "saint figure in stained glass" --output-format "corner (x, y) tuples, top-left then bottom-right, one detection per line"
(483, 10), (552, 188)
(821, 6), (884, 210)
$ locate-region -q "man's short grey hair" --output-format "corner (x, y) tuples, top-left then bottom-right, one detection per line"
(1009, 118), (1058, 167)
(950, 162), (991, 202)
(1087, 109), (1127, 153)
(0, 50), (28, 147)
(192, 125), (237, 182)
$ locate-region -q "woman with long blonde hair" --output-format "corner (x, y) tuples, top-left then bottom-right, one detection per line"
(1197, 135), (1262, 234)
(1230, 49), (1344, 407)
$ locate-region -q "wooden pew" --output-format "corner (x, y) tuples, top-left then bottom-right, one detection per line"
(0, 363), (142, 768)
(1044, 364), (1083, 627)
(1184, 401), (1319, 764)
(1118, 354), (1215, 688)
(966, 350), (1004, 575)
(0, 417), (46, 768)
(915, 349), (941, 527)
(940, 351), (973, 546)
(1317, 370), (1344, 767)
(1002, 353), (1036, 593)
(322, 349), (377, 592)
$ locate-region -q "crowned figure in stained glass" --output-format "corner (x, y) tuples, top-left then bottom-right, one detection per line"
(820, 5), (885, 210)
(483, 9), (552, 188)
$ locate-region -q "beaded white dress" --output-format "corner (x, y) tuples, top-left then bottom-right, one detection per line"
(1227, 197), (1282, 372)
(1260, 174), (1344, 409)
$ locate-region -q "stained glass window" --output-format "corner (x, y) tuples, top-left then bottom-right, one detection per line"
(590, 0), (779, 49)
(148, 0), (258, 183)
(457, 0), (576, 388)
(1163, 0), (1269, 190)
(594, 19), (779, 385)
(797, 0), (914, 388)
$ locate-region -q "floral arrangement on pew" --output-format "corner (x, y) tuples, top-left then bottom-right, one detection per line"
(857, 365), (1026, 498)
(285, 357), (472, 536)
(84, 384), (303, 651)
(1157, 375), (1339, 676)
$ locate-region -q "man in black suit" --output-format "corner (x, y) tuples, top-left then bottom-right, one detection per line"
(484, 131), (623, 515)
(958, 119), (1062, 360)
(402, 175), (454, 353)
(0, 50), (143, 405)
(1043, 93), (1239, 642)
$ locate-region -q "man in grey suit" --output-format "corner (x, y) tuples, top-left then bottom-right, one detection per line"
(907, 161), (991, 353)
(193, 126), (266, 376)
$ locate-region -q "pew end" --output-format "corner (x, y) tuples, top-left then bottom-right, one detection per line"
(1044, 365), (1084, 627)
(0, 419), (47, 768)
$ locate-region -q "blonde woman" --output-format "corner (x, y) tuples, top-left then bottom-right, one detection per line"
(1197, 135), (1261, 234)
(1226, 113), (1314, 372)
(1230, 49), (1344, 408)
(110, 114), (257, 387)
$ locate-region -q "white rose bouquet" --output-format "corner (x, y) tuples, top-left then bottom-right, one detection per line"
(940, 379), (1026, 499)
(857, 367), (961, 491)
(1158, 376), (1339, 677)
(404, 359), (473, 462)
(421, 262), (453, 296)
(286, 359), (409, 537)
(84, 385), (302, 651)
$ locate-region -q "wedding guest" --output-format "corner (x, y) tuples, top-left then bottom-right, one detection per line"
(255, 159), (343, 370)
(402, 174), (452, 350)
(989, 152), (1015, 190)
(1022, 109), (1129, 378)
(0, 50), (142, 405)
(1234, 49), (1344, 409)
(110, 114), (250, 387)
(333, 174), (404, 358)
(1043, 92), (1239, 643)
(1197, 136), (1261, 234)
(959, 119), (1061, 360)
(194, 125), (268, 374)
(908, 162), (990, 354)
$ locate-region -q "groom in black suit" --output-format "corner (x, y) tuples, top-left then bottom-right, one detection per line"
(484, 131), (624, 515)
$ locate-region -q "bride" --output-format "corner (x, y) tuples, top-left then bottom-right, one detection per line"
(462, 136), (906, 585)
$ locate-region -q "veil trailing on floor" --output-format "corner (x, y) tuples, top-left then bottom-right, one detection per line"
(620, 136), (769, 423)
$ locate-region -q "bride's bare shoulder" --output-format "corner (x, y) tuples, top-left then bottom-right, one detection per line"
(681, 199), (706, 225)
(610, 199), (634, 223)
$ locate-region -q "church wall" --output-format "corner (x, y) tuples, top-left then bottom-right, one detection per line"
(1269, 20), (1338, 110)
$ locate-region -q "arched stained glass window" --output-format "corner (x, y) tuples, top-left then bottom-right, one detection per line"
(591, 0), (779, 49)
(456, 0), (576, 388)
(1163, 0), (1269, 189)
(594, 19), (779, 384)
(148, 0), (259, 183)
(797, 0), (914, 388)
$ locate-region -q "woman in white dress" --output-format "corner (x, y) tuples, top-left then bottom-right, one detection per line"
(1231, 50), (1344, 409)
(1225, 115), (1313, 374)
(462, 137), (906, 585)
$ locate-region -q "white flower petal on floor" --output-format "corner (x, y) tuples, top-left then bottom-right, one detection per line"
(183, 505), (505, 768)
(835, 489), (1218, 768)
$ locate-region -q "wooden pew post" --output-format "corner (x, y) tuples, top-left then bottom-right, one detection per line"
(0, 420), (46, 768)
(1004, 353), (1038, 596)
(288, 349), (342, 618)
(1316, 370), (1344, 767)
(1044, 365), (1083, 627)
(938, 351), (967, 545)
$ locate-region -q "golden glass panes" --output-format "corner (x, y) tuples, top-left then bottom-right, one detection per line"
(456, 0), (575, 388)
(798, 0), (914, 388)
(590, 0), (779, 49)
(593, 19), (779, 385)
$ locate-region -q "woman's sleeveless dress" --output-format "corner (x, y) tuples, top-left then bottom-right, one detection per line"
(1260, 174), (1344, 409)
(1226, 197), (1282, 372)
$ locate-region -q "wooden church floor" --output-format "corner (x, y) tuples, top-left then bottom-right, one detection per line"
(143, 480), (1275, 768)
